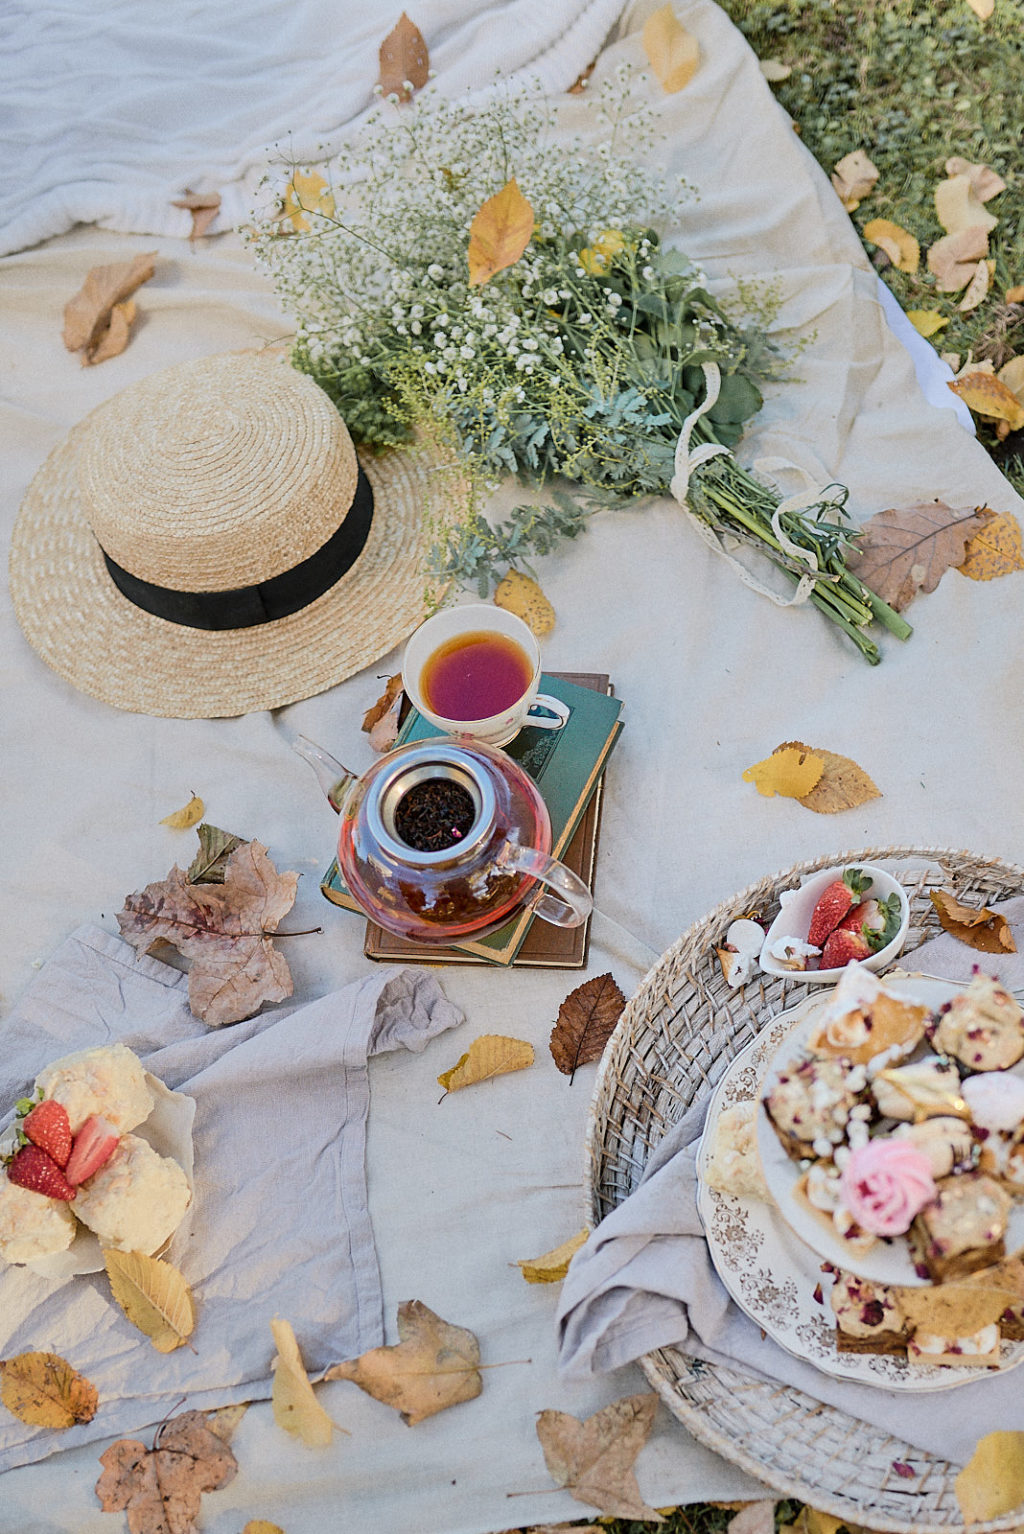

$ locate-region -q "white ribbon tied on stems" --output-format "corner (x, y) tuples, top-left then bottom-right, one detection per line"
(669, 360), (824, 608)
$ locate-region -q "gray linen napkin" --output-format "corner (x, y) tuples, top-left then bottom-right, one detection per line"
(0, 924), (464, 1473)
(557, 909), (1024, 1465)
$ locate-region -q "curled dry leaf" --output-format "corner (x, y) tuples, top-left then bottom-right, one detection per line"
(378, 12), (429, 102)
(535, 1392), (664, 1522)
(956, 1432), (1024, 1523)
(935, 174), (999, 237)
(280, 171), (335, 233)
(494, 568), (555, 636)
(63, 252), (156, 364)
(204, 1403), (248, 1443)
(830, 149), (878, 212)
(89, 299), (137, 366)
(549, 972), (626, 1079)
(270, 1317), (339, 1447)
(958, 509), (1024, 581)
(945, 157), (1006, 203)
(862, 218), (919, 274)
(171, 190), (221, 242)
(642, 4), (701, 93)
(186, 822), (245, 885)
(928, 226), (990, 292)
(437, 1034), (534, 1093)
(516, 1227), (589, 1283)
(905, 310), (948, 338)
(467, 178), (534, 288)
(929, 889), (1016, 953)
(948, 372), (1024, 430)
(726, 1502), (779, 1534)
(847, 501), (987, 611)
(741, 745), (823, 800)
(96, 1410), (237, 1534)
(0, 1351), (98, 1429)
(958, 259), (991, 313)
(104, 1249), (196, 1353)
(325, 1300), (481, 1424)
(160, 794), (205, 830)
(362, 673), (404, 733)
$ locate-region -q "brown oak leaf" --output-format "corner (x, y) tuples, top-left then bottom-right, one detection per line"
(324, 1301), (481, 1424)
(930, 889), (1017, 953)
(63, 252), (156, 362)
(549, 973), (626, 1080)
(847, 502), (987, 611)
(117, 840), (300, 1026)
(535, 1393), (664, 1522)
(171, 190), (221, 242)
(378, 13), (429, 102)
(96, 1410), (237, 1534)
(0, 1351), (98, 1429)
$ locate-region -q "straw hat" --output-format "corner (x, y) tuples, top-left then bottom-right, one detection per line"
(10, 350), (458, 718)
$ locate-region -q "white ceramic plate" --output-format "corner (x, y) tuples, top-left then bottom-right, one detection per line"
(759, 862), (910, 984)
(696, 1008), (1024, 1391)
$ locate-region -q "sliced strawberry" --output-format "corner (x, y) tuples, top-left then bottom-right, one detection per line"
(6, 1145), (76, 1201)
(65, 1116), (119, 1186)
(834, 892), (902, 953)
(820, 925), (872, 969)
(806, 868), (873, 946)
(20, 1099), (73, 1169)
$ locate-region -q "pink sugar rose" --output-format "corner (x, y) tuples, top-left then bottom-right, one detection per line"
(839, 1139), (936, 1236)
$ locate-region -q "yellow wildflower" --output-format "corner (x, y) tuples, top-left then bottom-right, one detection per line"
(578, 229), (626, 275)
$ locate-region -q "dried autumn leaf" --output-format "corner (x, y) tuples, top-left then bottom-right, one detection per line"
(186, 822), (245, 885)
(959, 509), (1024, 581)
(494, 568), (555, 635)
(928, 226), (990, 293)
(517, 1228), (589, 1283)
(946, 157), (1006, 203)
(171, 190), (221, 242)
(759, 59), (792, 81)
(935, 174), (999, 237)
(567, 61), (597, 93)
(549, 972), (626, 1079)
(642, 4), (701, 93)
(741, 745), (823, 800)
(270, 1318), (339, 1447)
(964, 0), (995, 19)
(362, 673), (404, 733)
(104, 1249), (196, 1353)
(161, 794), (205, 831)
(96, 1410), (237, 1534)
(535, 1393), (664, 1522)
(0, 1351), (98, 1429)
(63, 252), (156, 362)
(325, 1300), (481, 1424)
(930, 889), (1016, 953)
(998, 355), (1024, 403)
(862, 218), (919, 274)
(117, 839), (299, 1026)
(847, 501), (987, 611)
(467, 178), (534, 288)
(782, 1512), (846, 1534)
(280, 170), (335, 233)
(243, 1524), (284, 1534)
(956, 1432), (1024, 1523)
(784, 742), (881, 814)
(437, 1034), (534, 1092)
(378, 12), (429, 101)
(830, 149), (878, 212)
(948, 371), (1024, 430)
(1007, 285), (1024, 304)
(958, 259), (991, 313)
(204, 1403), (248, 1443)
(88, 299), (137, 366)
(906, 310), (948, 338)
(726, 1503), (779, 1534)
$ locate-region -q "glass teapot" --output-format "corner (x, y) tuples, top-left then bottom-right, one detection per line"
(294, 734), (593, 944)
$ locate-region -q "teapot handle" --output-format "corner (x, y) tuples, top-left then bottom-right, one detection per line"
(503, 845), (593, 928)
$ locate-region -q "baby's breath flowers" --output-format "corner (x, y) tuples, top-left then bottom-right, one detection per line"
(250, 76), (908, 662)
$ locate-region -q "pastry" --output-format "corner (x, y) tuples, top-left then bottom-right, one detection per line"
(703, 1101), (769, 1199)
(931, 974), (1024, 1072)
(893, 1116), (975, 1179)
(906, 1324), (1001, 1368)
(763, 1056), (868, 1160)
(870, 1056), (968, 1123)
(0, 1175), (76, 1263)
(829, 1270), (907, 1354)
(35, 1043), (154, 1135)
(839, 1138), (936, 1237)
(73, 1133), (191, 1254)
(794, 1162), (876, 1259)
(805, 967), (928, 1067)
(909, 1171), (1011, 1281)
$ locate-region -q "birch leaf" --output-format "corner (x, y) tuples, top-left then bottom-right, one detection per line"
(759, 59), (791, 81)
(741, 745), (823, 800)
(905, 310), (948, 338)
(535, 1393), (664, 1522)
(205, 1403), (248, 1443)
(243, 1525), (285, 1534)
(727, 1503), (779, 1534)
(959, 509), (1024, 581)
(964, 0), (995, 19)
(270, 1318), (339, 1447)
(783, 743), (881, 814)
(0, 1352), (98, 1429)
(862, 218), (919, 274)
(948, 372), (1024, 429)
(104, 1249), (196, 1353)
(161, 794), (205, 830)
(847, 502), (987, 610)
(517, 1228), (589, 1283)
(956, 1432), (1024, 1522)
(549, 973), (626, 1078)
(830, 150), (878, 211)
(62, 252), (156, 359)
(642, 5), (701, 93)
(378, 12), (429, 102)
(998, 355), (1024, 402)
(929, 889), (1016, 953)
(437, 1035), (534, 1092)
(325, 1300), (481, 1424)
(935, 174), (998, 236)
(467, 179), (534, 287)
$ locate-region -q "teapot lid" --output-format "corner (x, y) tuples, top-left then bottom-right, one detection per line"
(366, 741), (498, 866)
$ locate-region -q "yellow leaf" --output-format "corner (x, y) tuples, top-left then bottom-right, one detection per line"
(862, 218), (919, 274)
(205, 1403), (249, 1442)
(160, 793), (205, 830)
(467, 178), (533, 287)
(642, 5), (701, 92)
(579, 229), (626, 276)
(0, 1351), (98, 1429)
(998, 355), (1024, 404)
(928, 226), (990, 292)
(830, 149), (879, 211)
(437, 1034), (534, 1092)
(759, 59), (792, 81)
(959, 509), (1024, 581)
(494, 569), (555, 635)
(948, 371), (1024, 428)
(1007, 285), (1024, 303)
(281, 171), (335, 234)
(905, 310), (948, 338)
(325, 1300), (481, 1425)
(103, 1249), (196, 1353)
(243, 1524), (285, 1534)
(779, 740), (882, 814)
(517, 1228), (589, 1283)
(945, 156), (1005, 202)
(956, 1432), (1024, 1522)
(958, 259), (990, 312)
(935, 174), (998, 237)
(270, 1318), (340, 1447)
(741, 745), (823, 800)
(964, 0), (995, 17)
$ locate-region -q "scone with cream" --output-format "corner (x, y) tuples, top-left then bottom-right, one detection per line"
(0, 1176), (77, 1263)
(36, 1044), (154, 1135)
(931, 974), (1024, 1072)
(805, 967), (928, 1067)
(74, 1134), (191, 1253)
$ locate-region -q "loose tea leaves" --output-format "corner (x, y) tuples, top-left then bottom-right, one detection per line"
(394, 778), (476, 852)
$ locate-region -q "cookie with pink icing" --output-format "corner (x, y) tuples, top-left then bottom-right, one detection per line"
(839, 1138), (936, 1237)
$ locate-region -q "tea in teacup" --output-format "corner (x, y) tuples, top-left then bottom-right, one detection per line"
(421, 631), (533, 721)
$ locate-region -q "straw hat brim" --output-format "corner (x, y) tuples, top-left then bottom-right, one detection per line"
(10, 406), (457, 719)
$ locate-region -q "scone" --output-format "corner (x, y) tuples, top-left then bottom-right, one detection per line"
(763, 1056), (868, 1160)
(73, 1133), (191, 1253)
(35, 1044), (154, 1135)
(908, 1171), (1011, 1281)
(0, 1175), (77, 1264)
(703, 1101), (770, 1199)
(931, 974), (1024, 1072)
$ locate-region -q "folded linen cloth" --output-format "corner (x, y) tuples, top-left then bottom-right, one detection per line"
(0, 924), (463, 1472)
(557, 912), (1024, 1466)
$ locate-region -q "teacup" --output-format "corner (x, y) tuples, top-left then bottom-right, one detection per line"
(403, 605), (569, 747)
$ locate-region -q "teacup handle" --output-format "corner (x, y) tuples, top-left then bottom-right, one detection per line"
(503, 845), (593, 928)
(525, 694), (570, 731)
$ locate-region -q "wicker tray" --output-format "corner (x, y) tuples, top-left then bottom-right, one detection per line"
(585, 846), (1024, 1533)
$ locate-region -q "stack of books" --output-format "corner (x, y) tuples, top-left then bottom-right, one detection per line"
(319, 672), (623, 968)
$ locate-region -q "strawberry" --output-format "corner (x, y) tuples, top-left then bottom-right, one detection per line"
(820, 925), (872, 969)
(20, 1099), (72, 1169)
(806, 868), (873, 946)
(6, 1144), (76, 1201)
(65, 1116), (119, 1186)
(834, 892), (903, 953)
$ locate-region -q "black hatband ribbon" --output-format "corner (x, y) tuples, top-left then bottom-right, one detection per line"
(101, 465), (375, 631)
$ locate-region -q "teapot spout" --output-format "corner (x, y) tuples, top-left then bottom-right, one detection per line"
(292, 735), (356, 814)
